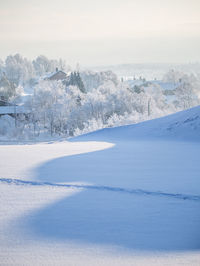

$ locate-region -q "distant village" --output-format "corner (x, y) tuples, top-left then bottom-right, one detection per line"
(0, 68), (85, 117)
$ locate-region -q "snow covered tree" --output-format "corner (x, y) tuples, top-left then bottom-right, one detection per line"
(68, 72), (86, 93)
(0, 73), (16, 100)
(5, 54), (35, 86)
(33, 55), (67, 77)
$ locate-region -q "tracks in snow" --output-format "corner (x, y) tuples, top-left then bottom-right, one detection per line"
(0, 178), (200, 202)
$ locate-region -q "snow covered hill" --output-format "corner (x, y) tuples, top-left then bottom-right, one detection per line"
(76, 105), (200, 142)
(0, 106), (200, 265)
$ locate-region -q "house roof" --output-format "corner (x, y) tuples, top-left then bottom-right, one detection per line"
(43, 70), (68, 80)
(0, 105), (30, 115)
(0, 99), (13, 106)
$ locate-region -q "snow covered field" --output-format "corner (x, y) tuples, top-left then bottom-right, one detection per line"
(0, 106), (200, 265)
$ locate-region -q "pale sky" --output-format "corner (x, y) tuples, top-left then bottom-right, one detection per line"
(0, 0), (200, 66)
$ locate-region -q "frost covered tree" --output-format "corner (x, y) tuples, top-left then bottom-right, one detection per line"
(68, 72), (86, 93)
(163, 69), (184, 84)
(0, 73), (16, 100)
(5, 54), (35, 86)
(80, 70), (119, 92)
(1, 54), (200, 140)
(33, 55), (66, 76)
(26, 80), (85, 136)
(145, 84), (170, 116)
(174, 74), (200, 109)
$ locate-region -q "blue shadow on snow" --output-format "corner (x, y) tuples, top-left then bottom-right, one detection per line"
(21, 134), (200, 251)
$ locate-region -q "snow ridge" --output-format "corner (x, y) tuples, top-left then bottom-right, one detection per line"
(1, 178), (200, 202)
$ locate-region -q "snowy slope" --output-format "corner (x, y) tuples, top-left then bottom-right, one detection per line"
(76, 105), (200, 142)
(0, 106), (200, 265)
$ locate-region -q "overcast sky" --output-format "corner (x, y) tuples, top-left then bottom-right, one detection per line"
(0, 0), (200, 66)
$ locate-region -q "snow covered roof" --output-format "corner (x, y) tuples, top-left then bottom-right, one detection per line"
(43, 70), (69, 81)
(127, 79), (179, 91)
(43, 71), (58, 79)
(149, 80), (179, 90)
(0, 99), (13, 106)
(0, 106), (30, 115)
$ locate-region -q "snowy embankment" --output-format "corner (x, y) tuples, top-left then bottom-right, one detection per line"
(78, 104), (200, 142)
(0, 106), (200, 265)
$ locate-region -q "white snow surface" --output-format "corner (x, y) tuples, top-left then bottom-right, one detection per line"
(0, 106), (200, 265)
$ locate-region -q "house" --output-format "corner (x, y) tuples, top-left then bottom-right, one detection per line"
(0, 96), (12, 106)
(43, 69), (86, 92)
(0, 97), (30, 117)
(0, 105), (30, 117)
(44, 68), (67, 81)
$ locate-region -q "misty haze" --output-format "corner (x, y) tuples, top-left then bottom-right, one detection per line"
(0, 1), (200, 265)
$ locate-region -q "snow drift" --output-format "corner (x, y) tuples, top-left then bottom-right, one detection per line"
(0, 106), (200, 265)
